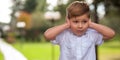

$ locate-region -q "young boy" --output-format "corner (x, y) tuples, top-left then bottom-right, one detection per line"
(44, 1), (115, 60)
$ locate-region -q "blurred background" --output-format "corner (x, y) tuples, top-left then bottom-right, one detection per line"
(0, 0), (120, 60)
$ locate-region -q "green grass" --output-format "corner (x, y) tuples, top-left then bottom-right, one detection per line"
(0, 37), (120, 60)
(12, 42), (60, 60)
(98, 40), (120, 60)
(0, 51), (4, 60)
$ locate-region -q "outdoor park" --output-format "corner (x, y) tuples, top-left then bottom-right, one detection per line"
(0, 0), (120, 60)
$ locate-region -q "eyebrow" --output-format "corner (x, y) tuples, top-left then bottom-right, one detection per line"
(74, 18), (89, 21)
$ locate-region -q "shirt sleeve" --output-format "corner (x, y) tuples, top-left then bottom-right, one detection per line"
(51, 30), (65, 45)
(93, 31), (104, 45)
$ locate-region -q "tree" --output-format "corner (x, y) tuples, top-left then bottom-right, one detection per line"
(23, 0), (37, 13)
(10, 0), (21, 31)
(10, 0), (38, 30)
(92, 0), (120, 34)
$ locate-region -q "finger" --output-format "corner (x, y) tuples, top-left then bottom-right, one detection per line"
(89, 19), (92, 23)
(65, 16), (69, 22)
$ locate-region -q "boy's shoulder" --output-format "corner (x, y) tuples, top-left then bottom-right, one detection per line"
(60, 29), (74, 36)
(86, 28), (99, 34)
(87, 28), (97, 32)
(62, 29), (71, 34)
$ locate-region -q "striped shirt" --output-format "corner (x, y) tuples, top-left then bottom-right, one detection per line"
(51, 28), (103, 60)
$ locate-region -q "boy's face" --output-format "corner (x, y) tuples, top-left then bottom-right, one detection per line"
(69, 13), (89, 36)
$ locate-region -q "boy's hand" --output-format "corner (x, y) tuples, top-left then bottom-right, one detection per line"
(88, 19), (92, 28)
(65, 17), (70, 28)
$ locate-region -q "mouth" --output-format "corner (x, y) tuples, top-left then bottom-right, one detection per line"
(77, 30), (83, 32)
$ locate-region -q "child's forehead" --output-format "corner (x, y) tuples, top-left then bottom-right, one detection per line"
(70, 14), (89, 20)
(70, 18), (89, 21)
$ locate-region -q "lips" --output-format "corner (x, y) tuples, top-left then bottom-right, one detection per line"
(77, 30), (83, 32)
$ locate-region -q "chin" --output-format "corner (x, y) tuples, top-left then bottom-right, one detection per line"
(75, 31), (86, 36)
(74, 32), (84, 36)
(76, 34), (83, 36)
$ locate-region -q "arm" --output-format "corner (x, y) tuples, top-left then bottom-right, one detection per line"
(89, 21), (115, 40)
(44, 22), (70, 40)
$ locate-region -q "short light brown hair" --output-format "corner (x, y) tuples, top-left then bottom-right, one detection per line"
(66, 1), (90, 19)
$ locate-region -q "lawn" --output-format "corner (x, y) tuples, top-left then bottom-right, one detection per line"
(0, 42), (60, 60)
(0, 37), (120, 60)
(98, 40), (120, 60)
(12, 42), (60, 60)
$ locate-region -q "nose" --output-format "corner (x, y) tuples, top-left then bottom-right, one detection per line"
(78, 23), (83, 28)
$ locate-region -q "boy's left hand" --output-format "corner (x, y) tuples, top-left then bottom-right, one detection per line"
(88, 19), (92, 28)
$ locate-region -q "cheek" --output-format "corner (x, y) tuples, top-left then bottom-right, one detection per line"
(70, 24), (74, 28)
(70, 24), (77, 31)
(70, 23), (76, 28)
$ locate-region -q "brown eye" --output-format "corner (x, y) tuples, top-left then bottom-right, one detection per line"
(83, 21), (87, 23)
(73, 21), (79, 23)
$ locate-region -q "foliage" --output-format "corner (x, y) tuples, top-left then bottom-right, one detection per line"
(100, 8), (120, 34)
(23, 0), (38, 13)
(36, 0), (47, 12)
(9, 0), (120, 40)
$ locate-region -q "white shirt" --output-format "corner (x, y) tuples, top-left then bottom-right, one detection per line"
(51, 28), (103, 60)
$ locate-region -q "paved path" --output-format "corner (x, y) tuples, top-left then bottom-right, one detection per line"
(0, 39), (27, 60)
